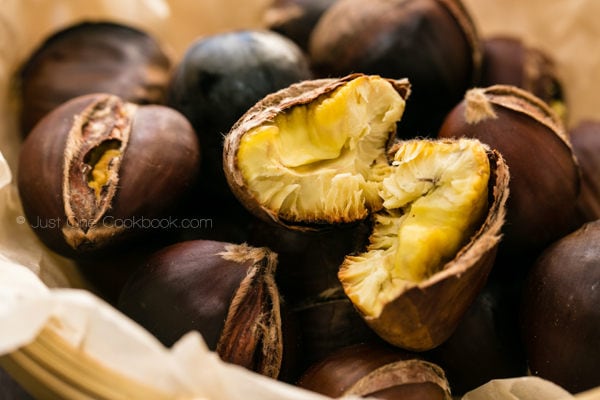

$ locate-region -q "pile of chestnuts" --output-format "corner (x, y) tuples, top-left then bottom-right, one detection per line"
(9, 0), (600, 398)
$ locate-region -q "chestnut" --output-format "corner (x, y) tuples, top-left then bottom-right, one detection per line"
(296, 342), (452, 399)
(428, 275), (528, 395)
(438, 85), (580, 258)
(568, 120), (600, 222)
(247, 218), (371, 306)
(166, 30), (312, 209)
(263, 0), (338, 51)
(17, 93), (200, 258)
(479, 36), (566, 120)
(117, 240), (284, 379)
(308, 0), (481, 136)
(19, 21), (171, 136)
(521, 220), (600, 393)
(291, 296), (380, 372)
(224, 74), (510, 351)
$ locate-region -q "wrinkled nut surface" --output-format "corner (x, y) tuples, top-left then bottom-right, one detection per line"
(224, 74), (410, 227)
(224, 74), (509, 351)
(18, 93), (200, 257)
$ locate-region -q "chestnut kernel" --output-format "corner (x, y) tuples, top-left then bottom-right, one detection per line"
(166, 30), (312, 208)
(117, 240), (284, 379)
(224, 74), (509, 351)
(438, 85), (580, 258)
(19, 21), (172, 136)
(297, 342), (451, 399)
(521, 221), (600, 394)
(17, 93), (200, 258)
(308, 0), (481, 136)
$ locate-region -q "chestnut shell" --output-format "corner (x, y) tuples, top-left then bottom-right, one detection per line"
(308, 0), (481, 136)
(118, 240), (284, 379)
(356, 147), (509, 351)
(297, 342), (451, 399)
(521, 220), (600, 393)
(438, 85), (580, 258)
(19, 21), (171, 136)
(569, 120), (600, 222)
(223, 73), (411, 230)
(17, 93), (200, 258)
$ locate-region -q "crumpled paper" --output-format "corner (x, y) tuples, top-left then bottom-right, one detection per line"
(0, 0), (597, 399)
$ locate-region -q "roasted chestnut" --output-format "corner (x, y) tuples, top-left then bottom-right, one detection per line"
(429, 275), (528, 395)
(118, 240), (285, 379)
(297, 342), (452, 399)
(19, 21), (171, 136)
(263, 0), (338, 51)
(438, 85), (580, 258)
(308, 0), (481, 136)
(223, 74), (509, 351)
(166, 29), (312, 209)
(247, 218), (370, 306)
(521, 220), (600, 394)
(479, 36), (566, 119)
(291, 295), (380, 372)
(568, 120), (600, 222)
(17, 93), (200, 258)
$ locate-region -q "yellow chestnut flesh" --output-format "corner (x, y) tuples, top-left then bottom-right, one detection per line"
(339, 139), (490, 318)
(236, 75), (405, 224)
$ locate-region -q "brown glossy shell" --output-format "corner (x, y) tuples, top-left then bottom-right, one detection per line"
(359, 147), (510, 351)
(223, 73), (411, 230)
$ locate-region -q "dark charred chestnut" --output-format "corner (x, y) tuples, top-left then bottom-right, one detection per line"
(521, 221), (600, 394)
(308, 0), (481, 136)
(117, 240), (284, 379)
(17, 93), (200, 258)
(19, 21), (172, 136)
(297, 342), (452, 399)
(438, 85), (580, 258)
(263, 0), (338, 51)
(568, 120), (600, 222)
(479, 36), (566, 120)
(166, 30), (312, 209)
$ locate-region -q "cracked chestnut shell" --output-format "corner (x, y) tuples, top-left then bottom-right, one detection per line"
(438, 85), (580, 258)
(19, 21), (171, 136)
(17, 93), (200, 258)
(521, 220), (600, 393)
(308, 0), (481, 136)
(297, 342), (452, 399)
(224, 74), (510, 351)
(117, 240), (284, 379)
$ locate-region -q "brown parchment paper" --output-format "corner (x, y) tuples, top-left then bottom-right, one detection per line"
(0, 0), (597, 399)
